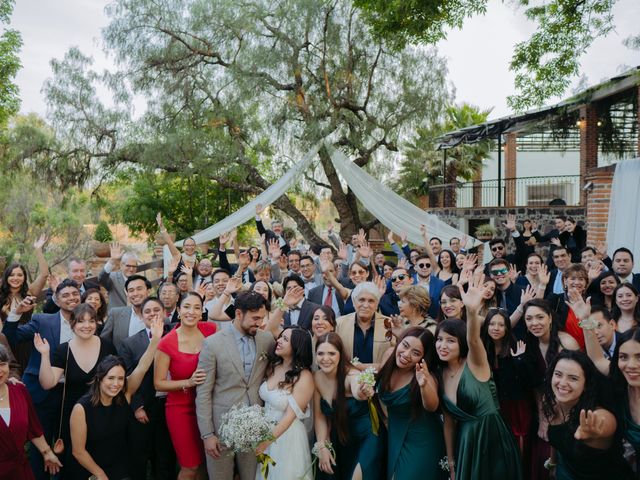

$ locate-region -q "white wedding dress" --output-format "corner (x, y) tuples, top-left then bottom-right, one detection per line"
(256, 381), (312, 480)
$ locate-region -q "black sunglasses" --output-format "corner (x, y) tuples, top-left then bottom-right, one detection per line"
(392, 274), (408, 282)
(417, 263), (431, 268)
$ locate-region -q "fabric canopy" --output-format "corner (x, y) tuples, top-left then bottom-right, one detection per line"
(164, 138), (482, 272)
(325, 142), (481, 249)
(606, 157), (640, 273)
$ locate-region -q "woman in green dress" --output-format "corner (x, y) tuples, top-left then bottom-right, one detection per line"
(313, 332), (384, 480)
(378, 326), (445, 480)
(436, 272), (523, 479)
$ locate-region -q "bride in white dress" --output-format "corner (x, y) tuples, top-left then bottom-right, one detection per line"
(255, 326), (315, 480)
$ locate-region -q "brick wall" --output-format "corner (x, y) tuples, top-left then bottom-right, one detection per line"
(579, 104), (599, 205)
(585, 165), (615, 245)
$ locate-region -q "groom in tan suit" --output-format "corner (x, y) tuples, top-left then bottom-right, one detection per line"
(196, 291), (275, 480)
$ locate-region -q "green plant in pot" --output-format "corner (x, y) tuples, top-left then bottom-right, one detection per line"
(92, 221), (113, 257)
(474, 223), (496, 240)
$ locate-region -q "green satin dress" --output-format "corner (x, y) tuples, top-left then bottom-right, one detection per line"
(319, 397), (385, 480)
(379, 383), (446, 480)
(442, 364), (523, 480)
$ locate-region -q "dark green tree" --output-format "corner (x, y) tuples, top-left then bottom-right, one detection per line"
(353, 0), (620, 111)
(0, 0), (21, 128)
(42, 0), (452, 242)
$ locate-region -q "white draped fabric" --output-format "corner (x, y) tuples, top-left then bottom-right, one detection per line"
(325, 142), (482, 249)
(164, 139), (481, 272)
(606, 157), (640, 273)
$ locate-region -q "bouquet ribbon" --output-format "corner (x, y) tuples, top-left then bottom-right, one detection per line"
(368, 398), (380, 436)
(257, 453), (276, 479)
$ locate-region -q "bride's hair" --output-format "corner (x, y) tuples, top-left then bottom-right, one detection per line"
(267, 325), (312, 391)
(315, 333), (350, 444)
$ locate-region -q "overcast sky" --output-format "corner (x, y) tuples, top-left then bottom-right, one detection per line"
(12, 0), (640, 121)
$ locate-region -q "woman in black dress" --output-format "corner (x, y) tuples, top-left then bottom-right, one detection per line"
(69, 317), (164, 480)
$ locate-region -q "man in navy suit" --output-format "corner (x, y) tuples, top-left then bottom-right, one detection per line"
(411, 254), (445, 318)
(379, 267), (414, 317)
(255, 203), (290, 255)
(3, 279), (81, 480)
(488, 258), (525, 338)
(120, 298), (176, 480)
(611, 247), (640, 290)
(281, 275), (320, 331)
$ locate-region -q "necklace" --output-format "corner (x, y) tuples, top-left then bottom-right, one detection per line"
(448, 364), (463, 379)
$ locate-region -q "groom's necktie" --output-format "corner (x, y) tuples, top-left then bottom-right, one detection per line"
(240, 336), (252, 380)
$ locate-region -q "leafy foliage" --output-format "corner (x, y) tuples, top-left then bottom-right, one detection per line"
(0, 0), (21, 128)
(353, 0), (620, 111)
(93, 221), (113, 242)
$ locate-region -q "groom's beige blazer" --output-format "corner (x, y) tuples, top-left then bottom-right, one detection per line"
(196, 325), (275, 439)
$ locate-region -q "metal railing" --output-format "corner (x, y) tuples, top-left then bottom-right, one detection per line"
(428, 175), (581, 208)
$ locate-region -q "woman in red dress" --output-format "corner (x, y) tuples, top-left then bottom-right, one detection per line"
(0, 344), (62, 479)
(155, 292), (216, 480)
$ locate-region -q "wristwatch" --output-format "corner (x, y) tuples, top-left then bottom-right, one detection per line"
(201, 433), (215, 439)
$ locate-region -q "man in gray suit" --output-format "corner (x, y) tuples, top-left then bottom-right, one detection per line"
(100, 275), (151, 353)
(98, 242), (140, 310)
(196, 291), (275, 480)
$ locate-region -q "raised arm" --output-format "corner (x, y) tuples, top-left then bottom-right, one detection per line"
(459, 271), (491, 381)
(208, 277), (241, 322)
(419, 224), (439, 272)
(28, 235), (50, 296)
(33, 334), (63, 390)
(415, 359), (439, 412)
(255, 203), (267, 235)
(157, 213), (181, 262)
(320, 261), (350, 300)
(126, 318), (164, 400)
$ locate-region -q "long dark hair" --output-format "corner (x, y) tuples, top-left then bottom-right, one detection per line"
(434, 319), (468, 395)
(315, 332), (350, 444)
(82, 288), (108, 323)
(378, 327), (436, 418)
(267, 325), (312, 391)
(88, 355), (128, 407)
(542, 350), (607, 431)
(436, 285), (467, 323)
(0, 263), (29, 306)
(438, 249), (460, 274)
(611, 283), (640, 322)
(609, 328), (640, 400)
(523, 299), (563, 366)
(480, 309), (514, 361)
(249, 280), (272, 311)
(586, 270), (620, 308)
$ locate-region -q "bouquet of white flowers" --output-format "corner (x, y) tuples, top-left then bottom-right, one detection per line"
(356, 367), (380, 435)
(219, 404), (276, 478)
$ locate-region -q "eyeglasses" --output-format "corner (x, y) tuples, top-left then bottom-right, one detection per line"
(491, 245), (505, 252)
(124, 264), (138, 269)
(383, 317), (393, 341)
(417, 263), (431, 268)
(490, 268), (509, 276)
(391, 274), (408, 282)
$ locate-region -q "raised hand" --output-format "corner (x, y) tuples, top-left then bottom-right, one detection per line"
(459, 269), (486, 315)
(16, 296), (36, 315)
(149, 317), (164, 342)
(219, 231), (231, 246)
(503, 213), (517, 232)
(337, 242), (348, 261)
(566, 289), (591, 320)
(374, 274), (386, 297)
(387, 230), (395, 244)
(538, 263), (550, 287)
(33, 333), (50, 355)
(255, 203), (264, 216)
(267, 238), (281, 259)
(595, 241), (607, 258)
(400, 231), (408, 244)
(588, 261), (604, 283)
(415, 359), (430, 387)
(460, 235), (469, 249)
(180, 264), (193, 277)
(419, 224), (428, 239)
(284, 285), (305, 307)
(260, 233), (266, 246)
(457, 268), (473, 287)
(574, 409), (606, 441)
(156, 212), (165, 231)
(320, 260), (332, 274)
(196, 283), (208, 299)
(462, 253), (478, 272)
(397, 258), (409, 270)
(520, 285), (537, 305)
(278, 253), (288, 270)
(110, 242), (123, 261)
(48, 274), (60, 291)
(229, 228), (238, 241)
(508, 264), (520, 283)
(224, 277), (242, 295)
(290, 238), (298, 249)
(510, 340), (526, 357)
(550, 237), (562, 247)
(357, 241), (372, 259)
(238, 251), (251, 269)
(33, 234), (47, 250)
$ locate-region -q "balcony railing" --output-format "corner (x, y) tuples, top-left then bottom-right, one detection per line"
(428, 175), (581, 208)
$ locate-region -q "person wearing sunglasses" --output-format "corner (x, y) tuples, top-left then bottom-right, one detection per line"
(379, 267), (413, 317)
(489, 259), (527, 339)
(412, 254), (445, 319)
